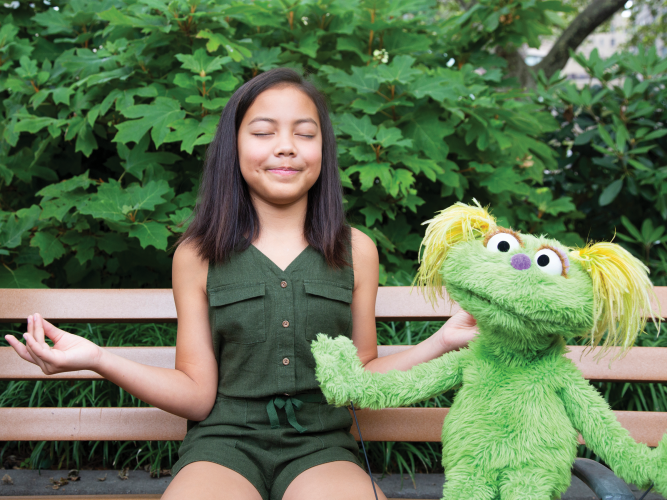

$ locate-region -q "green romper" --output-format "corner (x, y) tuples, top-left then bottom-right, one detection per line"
(171, 243), (362, 499)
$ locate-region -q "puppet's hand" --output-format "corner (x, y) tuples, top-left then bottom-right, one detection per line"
(311, 334), (366, 407)
(653, 434), (667, 496)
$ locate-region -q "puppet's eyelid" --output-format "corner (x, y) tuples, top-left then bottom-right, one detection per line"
(485, 232), (522, 253)
(535, 245), (570, 277)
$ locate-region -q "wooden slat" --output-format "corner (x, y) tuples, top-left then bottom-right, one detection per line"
(378, 345), (667, 383)
(0, 289), (177, 323)
(3, 345), (666, 382)
(2, 287), (664, 323)
(0, 407), (664, 446)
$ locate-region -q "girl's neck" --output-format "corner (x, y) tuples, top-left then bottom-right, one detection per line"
(250, 192), (309, 270)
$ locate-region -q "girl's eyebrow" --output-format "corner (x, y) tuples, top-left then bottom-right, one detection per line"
(248, 117), (319, 127)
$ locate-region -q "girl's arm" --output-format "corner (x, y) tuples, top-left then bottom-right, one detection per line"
(349, 228), (477, 374)
(4, 242), (218, 422)
(313, 334), (465, 408)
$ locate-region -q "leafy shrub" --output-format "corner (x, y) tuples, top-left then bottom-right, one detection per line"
(1, 0), (579, 287)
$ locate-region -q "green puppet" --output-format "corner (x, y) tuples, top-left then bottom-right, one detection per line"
(311, 201), (667, 500)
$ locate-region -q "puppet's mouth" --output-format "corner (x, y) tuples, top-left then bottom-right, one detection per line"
(450, 285), (558, 325)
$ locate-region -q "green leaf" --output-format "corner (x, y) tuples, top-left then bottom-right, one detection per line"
(0, 205), (40, 249)
(479, 167), (529, 196)
(398, 156), (443, 182)
(117, 135), (181, 181)
(620, 216), (643, 242)
(375, 126), (411, 148)
(175, 48), (230, 75)
(196, 30), (252, 62)
(164, 115), (218, 154)
(30, 231), (66, 266)
(37, 170), (93, 200)
(52, 87), (74, 106)
(324, 65), (379, 94)
(281, 32), (319, 59)
(640, 129), (667, 142)
(129, 221), (172, 250)
(359, 205), (384, 226)
(597, 125), (615, 150)
(410, 74), (456, 102)
(114, 97), (185, 147)
(404, 110), (453, 161)
(0, 265), (49, 288)
(375, 55), (420, 84)
(346, 162), (393, 191)
(338, 113), (377, 145)
(599, 178), (623, 206)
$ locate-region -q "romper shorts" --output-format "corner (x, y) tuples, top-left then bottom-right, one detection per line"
(171, 392), (363, 500)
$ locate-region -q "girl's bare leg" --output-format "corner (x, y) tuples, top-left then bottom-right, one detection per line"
(162, 461), (262, 500)
(283, 461), (388, 500)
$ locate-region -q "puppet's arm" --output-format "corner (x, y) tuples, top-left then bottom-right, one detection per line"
(558, 361), (666, 495)
(311, 334), (464, 409)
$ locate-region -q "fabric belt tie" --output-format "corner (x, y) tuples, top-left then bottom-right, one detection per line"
(266, 394), (322, 434)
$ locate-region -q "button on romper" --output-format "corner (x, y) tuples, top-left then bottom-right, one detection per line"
(171, 243), (362, 499)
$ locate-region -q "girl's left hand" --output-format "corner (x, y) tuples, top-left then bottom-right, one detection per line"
(437, 309), (478, 352)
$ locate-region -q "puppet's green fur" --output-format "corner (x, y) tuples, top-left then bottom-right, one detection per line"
(311, 204), (666, 500)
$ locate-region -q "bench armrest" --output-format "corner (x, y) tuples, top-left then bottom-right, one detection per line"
(571, 458), (635, 500)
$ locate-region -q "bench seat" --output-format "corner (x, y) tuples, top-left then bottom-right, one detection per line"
(1, 287), (666, 500)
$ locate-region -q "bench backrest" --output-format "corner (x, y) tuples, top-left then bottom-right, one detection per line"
(1, 287), (666, 445)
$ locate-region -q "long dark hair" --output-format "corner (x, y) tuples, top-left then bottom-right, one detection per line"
(179, 68), (349, 268)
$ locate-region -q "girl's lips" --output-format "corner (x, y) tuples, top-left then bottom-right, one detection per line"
(268, 167), (299, 176)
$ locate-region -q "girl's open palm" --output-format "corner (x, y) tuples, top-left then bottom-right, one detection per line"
(4, 314), (103, 375)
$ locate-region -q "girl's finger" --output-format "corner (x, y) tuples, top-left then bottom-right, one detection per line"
(41, 317), (65, 344)
(4, 335), (38, 365)
(23, 332), (50, 372)
(33, 313), (45, 344)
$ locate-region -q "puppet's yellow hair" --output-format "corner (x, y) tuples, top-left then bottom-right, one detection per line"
(415, 201), (496, 305)
(570, 242), (661, 358)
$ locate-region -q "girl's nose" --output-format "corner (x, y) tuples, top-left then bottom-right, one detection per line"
(510, 254), (531, 271)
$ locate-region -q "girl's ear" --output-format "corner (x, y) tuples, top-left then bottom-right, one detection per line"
(570, 242), (661, 356)
(415, 200), (496, 305)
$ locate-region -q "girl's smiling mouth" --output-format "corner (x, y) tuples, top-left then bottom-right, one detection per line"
(268, 167), (300, 176)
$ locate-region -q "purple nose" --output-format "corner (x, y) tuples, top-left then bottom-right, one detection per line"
(510, 253), (531, 271)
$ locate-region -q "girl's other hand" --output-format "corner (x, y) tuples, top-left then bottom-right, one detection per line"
(437, 309), (478, 352)
(4, 313), (103, 375)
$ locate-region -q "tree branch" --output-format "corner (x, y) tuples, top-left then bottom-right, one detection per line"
(535, 0), (626, 79)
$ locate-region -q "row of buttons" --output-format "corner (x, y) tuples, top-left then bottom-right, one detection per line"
(280, 282), (291, 368)
(281, 280), (290, 366)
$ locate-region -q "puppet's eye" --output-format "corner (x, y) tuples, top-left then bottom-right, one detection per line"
(486, 233), (521, 253)
(534, 248), (563, 276)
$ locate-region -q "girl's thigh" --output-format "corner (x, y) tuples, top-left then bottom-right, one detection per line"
(282, 461), (387, 500)
(162, 461), (263, 500)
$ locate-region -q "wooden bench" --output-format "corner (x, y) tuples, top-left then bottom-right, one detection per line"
(1, 287), (666, 500)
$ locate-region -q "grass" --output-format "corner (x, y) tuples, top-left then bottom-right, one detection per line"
(1, 319), (665, 479)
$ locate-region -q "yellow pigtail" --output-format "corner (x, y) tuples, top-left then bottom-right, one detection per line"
(415, 200), (497, 306)
(570, 242), (661, 358)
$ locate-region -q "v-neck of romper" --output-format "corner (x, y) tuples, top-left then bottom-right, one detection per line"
(249, 243), (311, 275)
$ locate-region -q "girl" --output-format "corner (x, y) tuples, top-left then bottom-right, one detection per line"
(5, 68), (478, 500)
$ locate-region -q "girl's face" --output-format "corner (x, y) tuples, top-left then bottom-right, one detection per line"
(237, 85), (322, 207)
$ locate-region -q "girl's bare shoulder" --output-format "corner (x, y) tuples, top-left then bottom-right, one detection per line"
(172, 239), (209, 292)
(351, 227), (378, 265)
(350, 228), (379, 291)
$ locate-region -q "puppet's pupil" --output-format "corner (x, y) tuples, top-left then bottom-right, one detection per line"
(537, 254), (550, 267)
(498, 241), (510, 252)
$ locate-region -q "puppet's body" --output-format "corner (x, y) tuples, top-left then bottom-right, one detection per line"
(312, 202), (667, 500)
(441, 341), (576, 499)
